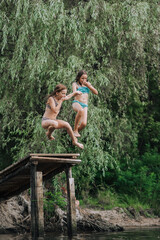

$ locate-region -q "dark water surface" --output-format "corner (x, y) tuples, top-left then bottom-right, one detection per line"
(0, 228), (160, 240)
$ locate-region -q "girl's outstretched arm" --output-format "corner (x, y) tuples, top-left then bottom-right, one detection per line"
(63, 91), (82, 101)
(84, 81), (98, 95)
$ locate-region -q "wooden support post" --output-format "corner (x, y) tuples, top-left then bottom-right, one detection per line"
(36, 171), (44, 237)
(30, 162), (38, 239)
(66, 167), (77, 236)
(30, 163), (44, 238)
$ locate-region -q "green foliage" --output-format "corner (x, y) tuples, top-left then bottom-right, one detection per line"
(115, 165), (156, 201)
(152, 182), (160, 216)
(0, 0), (160, 211)
(44, 191), (67, 218)
(80, 187), (150, 212)
(101, 151), (160, 209)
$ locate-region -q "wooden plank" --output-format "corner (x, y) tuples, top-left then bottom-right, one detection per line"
(0, 155), (30, 177)
(10, 175), (29, 179)
(43, 165), (69, 181)
(30, 156), (81, 164)
(0, 182), (28, 190)
(0, 163), (30, 185)
(30, 162), (38, 238)
(0, 180), (29, 187)
(30, 153), (80, 158)
(0, 176), (30, 182)
(6, 175), (30, 179)
(42, 165), (61, 177)
(36, 172), (44, 237)
(0, 183), (29, 193)
(66, 167), (77, 236)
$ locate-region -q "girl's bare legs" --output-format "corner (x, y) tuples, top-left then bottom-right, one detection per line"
(78, 107), (88, 132)
(56, 120), (84, 149)
(72, 103), (88, 137)
(72, 103), (84, 137)
(46, 126), (55, 140)
(42, 118), (83, 149)
(41, 120), (58, 140)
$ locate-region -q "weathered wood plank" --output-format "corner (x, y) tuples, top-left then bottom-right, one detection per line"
(0, 155), (30, 177)
(30, 156), (81, 164)
(30, 153), (80, 158)
(66, 167), (77, 236)
(42, 165), (61, 177)
(0, 163), (30, 184)
(36, 172), (44, 236)
(30, 162), (38, 238)
(43, 165), (69, 181)
(0, 176), (30, 183)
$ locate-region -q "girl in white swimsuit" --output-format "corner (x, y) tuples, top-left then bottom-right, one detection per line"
(42, 84), (84, 149)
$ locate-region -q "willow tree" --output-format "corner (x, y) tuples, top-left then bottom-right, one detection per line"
(0, 0), (160, 205)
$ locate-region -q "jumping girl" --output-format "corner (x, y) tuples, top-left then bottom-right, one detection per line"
(42, 84), (84, 149)
(72, 70), (98, 137)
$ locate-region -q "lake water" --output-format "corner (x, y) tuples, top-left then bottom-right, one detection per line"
(0, 228), (160, 240)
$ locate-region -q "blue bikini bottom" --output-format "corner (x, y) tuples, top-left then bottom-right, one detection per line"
(72, 100), (88, 109)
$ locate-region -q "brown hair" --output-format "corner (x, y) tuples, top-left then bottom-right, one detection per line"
(76, 70), (87, 85)
(47, 84), (67, 100)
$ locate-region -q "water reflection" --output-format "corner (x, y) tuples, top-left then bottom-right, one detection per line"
(45, 228), (160, 240)
(0, 228), (160, 240)
(0, 234), (30, 240)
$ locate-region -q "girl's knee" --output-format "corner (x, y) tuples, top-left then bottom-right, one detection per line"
(64, 122), (71, 129)
(77, 109), (84, 115)
(81, 122), (87, 128)
(42, 123), (48, 130)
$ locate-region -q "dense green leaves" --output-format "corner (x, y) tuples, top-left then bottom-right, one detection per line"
(0, 0), (160, 209)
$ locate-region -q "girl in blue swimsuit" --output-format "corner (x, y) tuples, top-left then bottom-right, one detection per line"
(72, 70), (98, 137)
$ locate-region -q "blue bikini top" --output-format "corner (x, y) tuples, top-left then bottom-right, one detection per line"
(77, 85), (90, 94)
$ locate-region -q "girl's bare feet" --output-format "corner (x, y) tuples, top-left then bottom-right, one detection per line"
(46, 126), (55, 140)
(73, 140), (84, 149)
(74, 131), (81, 137)
(46, 131), (55, 140)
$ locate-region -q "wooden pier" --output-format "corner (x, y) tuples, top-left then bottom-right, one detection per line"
(0, 153), (81, 238)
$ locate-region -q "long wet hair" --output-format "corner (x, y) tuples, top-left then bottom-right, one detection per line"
(76, 70), (87, 85)
(47, 84), (67, 100)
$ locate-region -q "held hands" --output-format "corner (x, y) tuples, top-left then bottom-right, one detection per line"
(75, 91), (82, 96)
(61, 97), (68, 101)
(61, 91), (82, 101)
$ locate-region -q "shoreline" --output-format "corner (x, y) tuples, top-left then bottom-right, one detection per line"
(83, 207), (160, 229)
(0, 195), (160, 234)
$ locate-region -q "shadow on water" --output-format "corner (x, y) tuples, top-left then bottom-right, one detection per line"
(0, 228), (160, 240)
